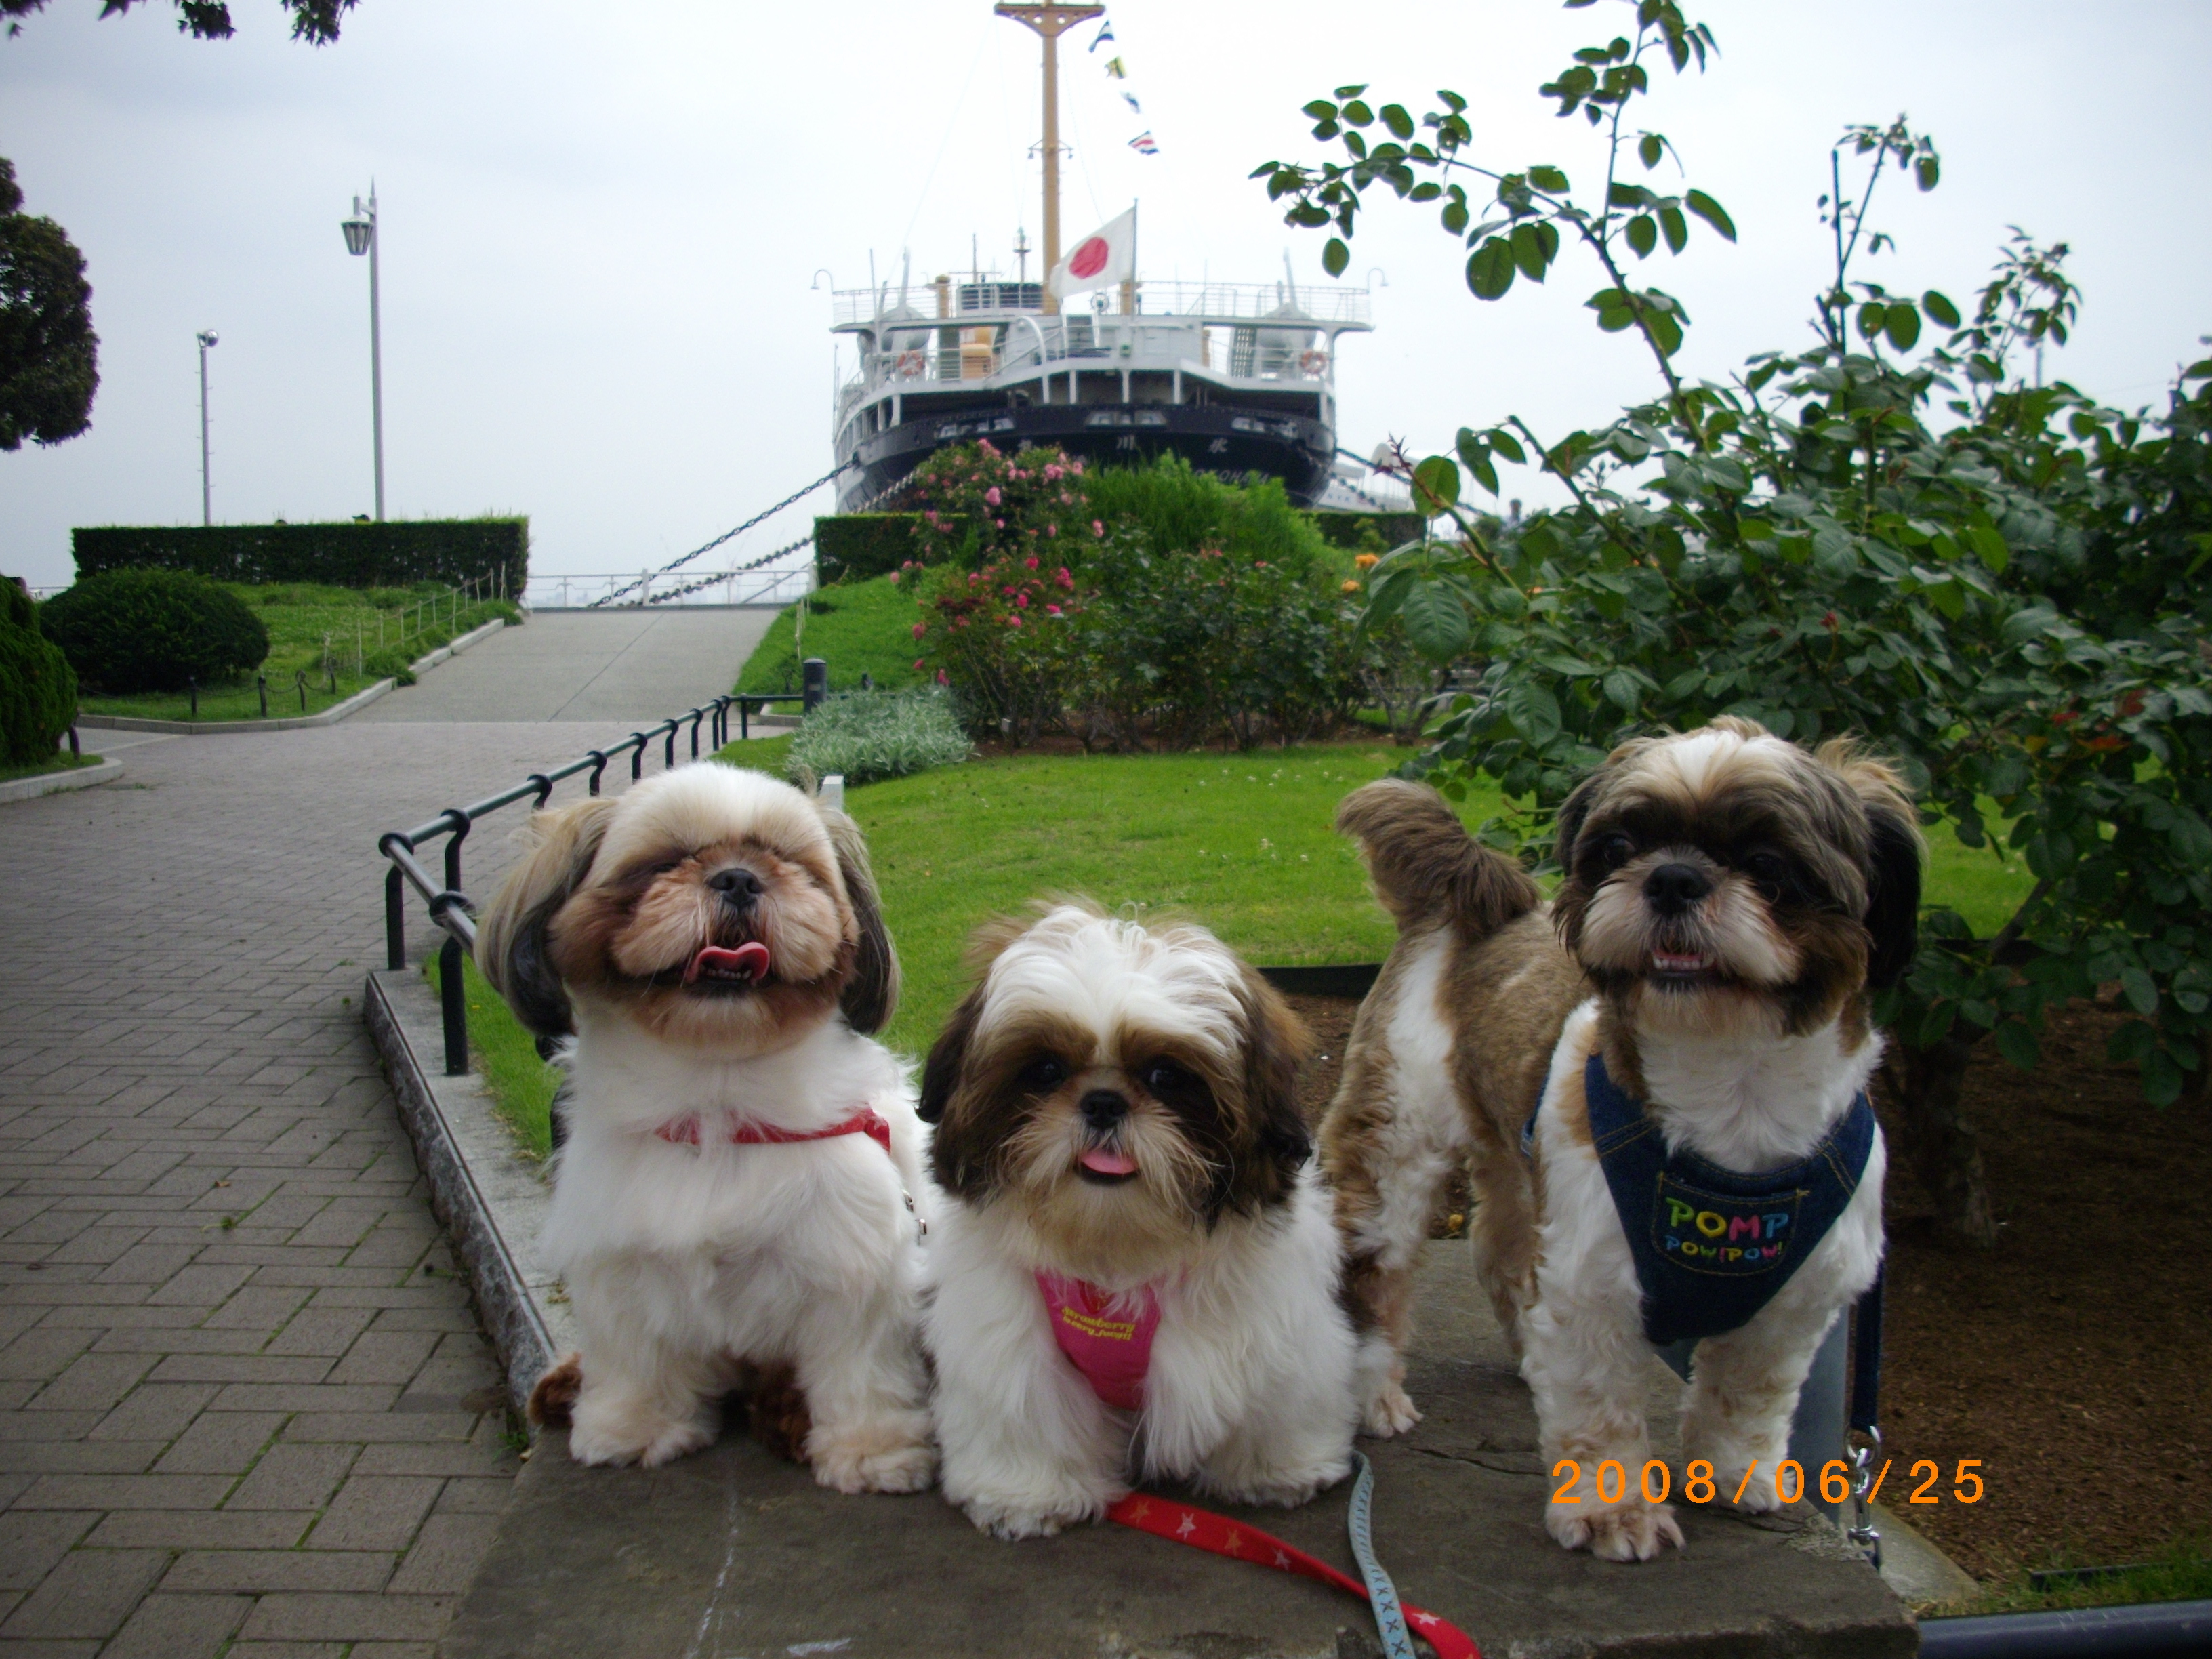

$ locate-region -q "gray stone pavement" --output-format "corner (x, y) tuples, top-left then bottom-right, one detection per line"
(354, 611), (776, 724)
(0, 722), (668, 1658)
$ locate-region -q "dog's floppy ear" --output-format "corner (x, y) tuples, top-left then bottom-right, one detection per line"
(817, 803), (899, 1036)
(1821, 746), (1924, 992)
(1553, 767), (1603, 874)
(475, 796), (617, 1039)
(1230, 968), (1314, 1208)
(1861, 794), (1923, 991)
(917, 981), (985, 1126)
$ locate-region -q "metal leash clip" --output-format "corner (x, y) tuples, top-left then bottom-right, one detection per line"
(1845, 1424), (1882, 1570)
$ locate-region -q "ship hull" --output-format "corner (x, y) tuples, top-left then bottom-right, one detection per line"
(835, 401), (1335, 512)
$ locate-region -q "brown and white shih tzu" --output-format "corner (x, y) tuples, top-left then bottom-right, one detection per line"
(474, 763), (935, 1491)
(918, 903), (1357, 1539)
(1323, 718), (1918, 1560)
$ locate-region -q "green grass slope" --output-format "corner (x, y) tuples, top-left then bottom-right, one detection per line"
(735, 576), (924, 695)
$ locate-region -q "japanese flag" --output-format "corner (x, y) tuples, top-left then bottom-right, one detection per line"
(1048, 208), (1134, 301)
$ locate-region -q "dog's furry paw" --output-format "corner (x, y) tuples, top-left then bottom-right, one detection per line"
(1547, 1500), (1685, 1561)
(960, 1488), (1113, 1540)
(1712, 1462), (1784, 1513)
(808, 1414), (937, 1494)
(1361, 1380), (1422, 1438)
(527, 1353), (583, 1428)
(567, 1402), (714, 1469)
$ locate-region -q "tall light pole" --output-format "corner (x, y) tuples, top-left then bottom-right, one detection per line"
(994, 4), (1102, 316)
(195, 330), (218, 527)
(340, 186), (384, 521)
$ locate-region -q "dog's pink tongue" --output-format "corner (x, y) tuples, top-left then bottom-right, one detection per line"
(684, 941), (771, 985)
(1080, 1147), (1139, 1176)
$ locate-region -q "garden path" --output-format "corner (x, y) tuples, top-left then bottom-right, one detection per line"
(353, 609), (776, 724)
(0, 720), (657, 1656)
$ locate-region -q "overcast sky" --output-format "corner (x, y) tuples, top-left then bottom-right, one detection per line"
(4, 0), (2208, 591)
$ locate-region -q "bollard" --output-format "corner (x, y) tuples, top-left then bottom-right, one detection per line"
(385, 865), (406, 970)
(258, 672), (268, 718)
(296, 670), (308, 712)
(438, 935), (469, 1076)
(188, 676), (198, 719)
(802, 657), (827, 713)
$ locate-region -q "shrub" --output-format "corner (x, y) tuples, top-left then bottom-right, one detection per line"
(70, 518), (528, 593)
(787, 689), (972, 785)
(41, 568), (268, 692)
(906, 441), (1089, 571)
(1, 579), (77, 764)
(1083, 454), (1334, 576)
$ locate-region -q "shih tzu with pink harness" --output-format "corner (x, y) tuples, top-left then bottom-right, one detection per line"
(917, 903), (1359, 1540)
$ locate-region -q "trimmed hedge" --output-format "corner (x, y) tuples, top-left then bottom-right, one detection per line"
(815, 514), (930, 586)
(1, 577), (77, 764)
(73, 518), (529, 593)
(42, 569), (269, 693)
(1309, 510), (1425, 551)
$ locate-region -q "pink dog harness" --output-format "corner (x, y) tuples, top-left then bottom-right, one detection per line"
(1036, 1271), (1162, 1410)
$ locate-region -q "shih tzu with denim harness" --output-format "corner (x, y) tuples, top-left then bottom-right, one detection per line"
(1320, 718), (1919, 1560)
(917, 903), (1359, 1540)
(473, 764), (935, 1492)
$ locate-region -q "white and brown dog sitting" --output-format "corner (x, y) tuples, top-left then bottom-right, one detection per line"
(917, 903), (1358, 1539)
(1323, 718), (1919, 1560)
(474, 764), (935, 1492)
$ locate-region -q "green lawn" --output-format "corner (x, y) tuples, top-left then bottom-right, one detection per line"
(735, 575), (924, 695)
(424, 947), (562, 1158)
(73, 582), (514, 722)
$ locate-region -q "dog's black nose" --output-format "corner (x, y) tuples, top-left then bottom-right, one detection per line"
(705, 867), (765, 908)
(1643, 862), (1711, 915)
(1080, 1090), (1128, 1130)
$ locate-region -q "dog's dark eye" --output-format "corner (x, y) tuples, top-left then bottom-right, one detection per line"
(1744, 849), (1789, 888)
(1593, 833), (1636, 872)
(1015, 1057), (1067, 1094)
(1139, 1059), (1195, 1098)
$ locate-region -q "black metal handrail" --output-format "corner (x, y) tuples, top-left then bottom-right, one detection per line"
(376, 665), (825, 1077)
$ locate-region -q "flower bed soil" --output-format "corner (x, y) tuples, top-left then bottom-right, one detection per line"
(1280, 991), (2212, 1582)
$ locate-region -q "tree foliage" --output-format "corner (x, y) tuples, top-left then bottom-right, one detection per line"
(1261, 0), (2212, 1243)
(0, 158), (98, 452)
(1, 0), (354, 42)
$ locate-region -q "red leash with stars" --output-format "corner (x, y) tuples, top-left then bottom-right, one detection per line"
(1107, 1453), (1481, 1659)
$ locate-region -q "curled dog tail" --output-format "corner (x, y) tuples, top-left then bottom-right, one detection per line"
(1336, 779), (1541, 940)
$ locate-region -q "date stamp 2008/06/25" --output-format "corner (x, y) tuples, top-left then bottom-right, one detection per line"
(1549, 1458), (1986, 1508)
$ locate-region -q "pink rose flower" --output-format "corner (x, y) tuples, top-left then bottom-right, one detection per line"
(1024, 556), (1039, 569)
(996, 518), (1006, 529)
(1091, 520), (1104, 537)
(912, 621), (926, 640)
(1006, 613), (1022, 627)
(1046, 523), (1058, 537)
(1015, 592), (1029, 608)
(1055, 567), (1073, 589)
(912, 657), (925, 671)
(1046, 604), (1063, 617)
(937, 670), (949, 686)
(985, 486), (1003, 506)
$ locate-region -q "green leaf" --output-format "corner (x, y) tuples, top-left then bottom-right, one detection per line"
(1884, 302), (1921, 351)
(1399, 579), (1470, 661)
(1361, 566), (1416, 629)
(1683, 188), (1735, 241)
(1467, 237), (1517, 300)
(1922, 289), (1961, 329)
(1486, 428), (1527, 464)
(1857, 302), (1886, 341)
(1914, 154), (1940, 192)
(1322, 237), (1350, 277)
(1380, 103), (1415, 140)
(1626, 213), (1657, 258)
(1528, 164), (1570, 192)
(1992, 1019), (2041, 1073)
(1412, 454), (1461, 510)
(1658, 204), (1687, 253)
(2121, 967), (2160, 1015)
(1607, 182), (1654, 209)
(2001, 605), (2060, 644)
(1637, 133), (1662, 169)
(1343, 100), (1375, 127)
(1504, 682), (1562, 746)
(1511, 222), (1551, 281)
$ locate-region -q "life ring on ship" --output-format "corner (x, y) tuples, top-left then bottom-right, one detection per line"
(1299, 349), (1330, 375)
(895, 350), (926, 379)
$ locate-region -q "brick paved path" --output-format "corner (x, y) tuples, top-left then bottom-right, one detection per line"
(0, 722), (651, 1658)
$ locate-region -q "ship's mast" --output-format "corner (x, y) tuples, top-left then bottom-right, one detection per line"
(994, 3), (1102, 316)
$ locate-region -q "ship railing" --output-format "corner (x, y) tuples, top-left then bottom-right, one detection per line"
(831, 281), (1370, 329)
(524, 565), (814, 610)
(842, 321), (1338, 401)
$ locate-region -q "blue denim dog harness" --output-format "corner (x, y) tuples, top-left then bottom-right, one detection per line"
(1554, 1052), (1877, 1347)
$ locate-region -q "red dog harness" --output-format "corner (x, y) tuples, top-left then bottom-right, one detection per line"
(1035, 1272), (1162, 1411)
(653, 1107), (893, 1156)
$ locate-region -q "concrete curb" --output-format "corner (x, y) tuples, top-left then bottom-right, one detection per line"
(0, 755), (124, 805)
(365, 966), (573, 1420)
(75, 615), (512, 735)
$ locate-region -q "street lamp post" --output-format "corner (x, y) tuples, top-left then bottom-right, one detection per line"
(195, 330), (218, 527)
(340, 186), (384, 521)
